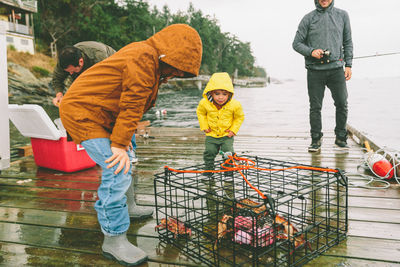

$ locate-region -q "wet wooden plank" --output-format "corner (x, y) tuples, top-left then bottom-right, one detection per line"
(0, 218), (398, 266)
(0, 196), (96, 214)
(1, 204), (400, 249)
(348, 196), (400, 210)
(0, 242), (124, 266)
(307, 257), (400, 267)
(348, 207), (400, 224)
(0, 222), (196, 266)
(349, 221), (400, 240)
(3, 174), (394, 196)
(314, 236), (400, 264)
(0, 164), (101, 181)
(0, 242), (152, 267)
(0, 177), (99, 190)
(0, 186), (98, 201)
(348, 187), (400, 198)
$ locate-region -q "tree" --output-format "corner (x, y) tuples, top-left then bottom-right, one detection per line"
(35, 0), (113, 56)
(34, 0), (263, 76)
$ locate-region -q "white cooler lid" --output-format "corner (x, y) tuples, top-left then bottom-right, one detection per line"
(8, 104), (63, 140)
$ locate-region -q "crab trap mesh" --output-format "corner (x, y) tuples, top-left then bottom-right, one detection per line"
(154, 155), (348, 266)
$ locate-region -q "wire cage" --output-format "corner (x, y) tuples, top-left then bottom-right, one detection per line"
(154, 155), (348, 266)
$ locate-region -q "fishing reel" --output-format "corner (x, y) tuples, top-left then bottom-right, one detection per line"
(320, 50), (331, 64)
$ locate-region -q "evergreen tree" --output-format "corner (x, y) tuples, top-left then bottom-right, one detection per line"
(34, 0), (266, 77)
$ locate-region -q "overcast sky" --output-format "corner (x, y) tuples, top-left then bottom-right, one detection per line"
(146, 0), (400, 80)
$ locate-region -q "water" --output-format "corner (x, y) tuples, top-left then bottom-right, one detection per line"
(347, 76), (400, 150)
(142, 88), (203, 127)
(144, 76), (400, 151)
(10, 76), (400, 156)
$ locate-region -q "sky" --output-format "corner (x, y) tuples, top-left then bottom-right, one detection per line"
(146, 0), (400, 80)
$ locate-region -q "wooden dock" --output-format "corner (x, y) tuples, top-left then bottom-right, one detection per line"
(0, 127), (399, 266)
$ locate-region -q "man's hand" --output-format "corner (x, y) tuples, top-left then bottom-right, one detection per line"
(225, 130), (235, 138)
(52, 92), (63, 107)
(344, 67), (352, 81)
(105, 146), (130, 174)
(311, 49), (324, 59)
(204, 128), (211, 133)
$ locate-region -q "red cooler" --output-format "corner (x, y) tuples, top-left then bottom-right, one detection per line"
(8, 104), (96, 172)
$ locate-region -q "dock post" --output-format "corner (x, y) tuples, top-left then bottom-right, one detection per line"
(196, 80), (202, 90)
(0, 23), (10, 170)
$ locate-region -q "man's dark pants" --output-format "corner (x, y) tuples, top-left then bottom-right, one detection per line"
(307, 67), (348, 140)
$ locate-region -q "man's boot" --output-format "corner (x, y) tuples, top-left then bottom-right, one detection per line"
(126, 181), (154, 219)
(308, 133), (323, 153)
(102, 233), (148, 266)
(335, 137), (349, 148)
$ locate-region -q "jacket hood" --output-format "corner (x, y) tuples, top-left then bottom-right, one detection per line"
(202, 72), (234, 98)
(315, 0), (334, 12)
(146, 24), (202, 78)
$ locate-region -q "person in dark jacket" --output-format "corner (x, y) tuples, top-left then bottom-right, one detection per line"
(51, 41), (116, 107)
(60, 24), (202, 266)
(293, 0), (353, 152)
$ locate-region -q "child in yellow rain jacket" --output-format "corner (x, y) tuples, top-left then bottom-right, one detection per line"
(196, 72), (245, 172)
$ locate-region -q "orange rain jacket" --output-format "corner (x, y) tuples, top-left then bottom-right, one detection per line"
(60, 24), (202, 149)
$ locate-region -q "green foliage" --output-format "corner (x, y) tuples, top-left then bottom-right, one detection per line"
(32, 66), (50, 77)
(34, 0), (266, 77)
(253, 66), (267, 78)
(7, 45), (16, 51)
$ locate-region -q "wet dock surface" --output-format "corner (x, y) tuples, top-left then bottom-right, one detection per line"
(2, 79), (400, 266)
(0, 126), (399, 266)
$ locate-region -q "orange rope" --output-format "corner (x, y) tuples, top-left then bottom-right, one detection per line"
(164, 154), (338, 200)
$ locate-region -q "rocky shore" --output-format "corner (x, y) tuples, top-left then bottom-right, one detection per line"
(7, 63), (269, 106)
(8, 62), (54, 105)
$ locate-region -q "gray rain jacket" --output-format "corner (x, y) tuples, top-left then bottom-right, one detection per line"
(292, 0), (353, 70)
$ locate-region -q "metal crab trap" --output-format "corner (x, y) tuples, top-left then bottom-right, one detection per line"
(154, 155), (348, 266)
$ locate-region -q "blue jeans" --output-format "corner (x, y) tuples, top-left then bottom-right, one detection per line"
(131, 134), (137, 151)
(81, 138), (132, 236)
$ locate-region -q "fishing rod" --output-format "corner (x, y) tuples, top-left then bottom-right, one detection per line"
(310, 51), (400, 65)
(353, 51), (400, 59)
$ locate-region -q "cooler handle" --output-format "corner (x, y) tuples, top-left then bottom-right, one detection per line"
(76, 144), (85, 151)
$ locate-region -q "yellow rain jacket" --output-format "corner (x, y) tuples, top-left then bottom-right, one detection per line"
(60, 24), (202, 149)
(196, 73), (244, 138)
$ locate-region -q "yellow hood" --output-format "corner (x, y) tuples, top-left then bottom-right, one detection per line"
(202, 72), (234, 98)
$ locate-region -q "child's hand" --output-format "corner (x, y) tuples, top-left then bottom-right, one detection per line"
(204, 128), (211, 133)
(226, 130), (235, 138)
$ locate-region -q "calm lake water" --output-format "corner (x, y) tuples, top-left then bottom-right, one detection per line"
(9, 76), (400, 157)
(144, 76), (400, 151)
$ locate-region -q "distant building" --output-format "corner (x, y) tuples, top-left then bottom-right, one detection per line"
(0, 0), (37, 54)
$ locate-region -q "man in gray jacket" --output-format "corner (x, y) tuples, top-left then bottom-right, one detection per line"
(293, 0), (353, 152)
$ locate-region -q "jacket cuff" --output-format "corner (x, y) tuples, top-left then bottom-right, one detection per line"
(111, 142), (126, 149)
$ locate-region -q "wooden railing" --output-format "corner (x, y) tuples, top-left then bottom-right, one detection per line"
(0, 21), (33, 35)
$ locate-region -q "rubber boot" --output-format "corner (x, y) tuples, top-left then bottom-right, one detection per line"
(126, 181), (154, 219)
(102, 233), (148, 266)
